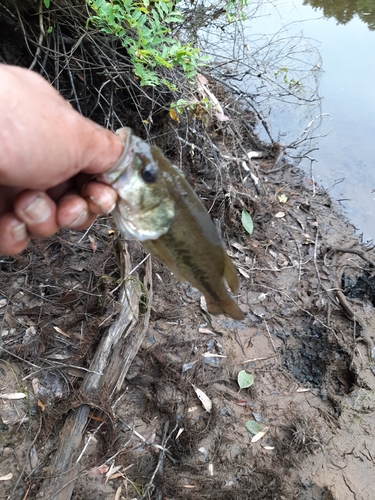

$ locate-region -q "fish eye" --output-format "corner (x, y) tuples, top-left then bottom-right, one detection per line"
(140, 163), (158, 183)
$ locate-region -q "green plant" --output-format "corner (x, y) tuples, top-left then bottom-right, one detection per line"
(274, 67), (302, 89)
(237, 370), (254, 390)
(169, 96), (211, 120)
(226, 0), (248, 22)
(241, 209), (253, 235)
(86, 0), (209, 86)
(124, 276), (150, 316)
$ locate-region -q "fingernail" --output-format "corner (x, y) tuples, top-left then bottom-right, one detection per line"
(67, 210), (88, 228)
(11, 222), (28, 242)
(86, 196), (116, 214)
(86, 196), (105, 213)
(107, 201), (117, 213)
(24, 196), (51, 223)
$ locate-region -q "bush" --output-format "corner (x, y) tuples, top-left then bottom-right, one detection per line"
(86, 0), (209, 87)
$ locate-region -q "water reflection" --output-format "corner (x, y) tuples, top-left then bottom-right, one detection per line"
(192, 0), (375, 240)
(304, 0), (375, 30)
(244, 1), (375, 241)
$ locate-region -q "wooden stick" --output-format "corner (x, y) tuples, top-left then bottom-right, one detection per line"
(38, 244), (152, 499)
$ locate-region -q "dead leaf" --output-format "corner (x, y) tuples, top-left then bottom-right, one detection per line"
(0, 473), (13, 481)
(169, 108), (179, 121)
(37, 399), (45, 412)
(251, 427), (269, 443)
(32, 379), (41, 395)
(197, 74), (209, 85)
(238, 268), (250, 278)
(90, 464), (109, 475)
(29, 445), (38, 469)
(192, 385), (212, 413)
(200, 296), (208, 314)
(106, 463), (122, 481)
(53, 326), (70, 337)
(199, 327), (215, 335)
(231, 242), (247, 252)
(89, 414), (105, 422)
(0, 393), (26, 400)
(108, 472), (123, 480)
(89, 234), (97, 252)
(234, 400), (247, 406)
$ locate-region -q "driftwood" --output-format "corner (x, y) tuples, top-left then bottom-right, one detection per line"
(37, 244), (152, 500)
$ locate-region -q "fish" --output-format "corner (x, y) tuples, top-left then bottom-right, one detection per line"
(98, 127), (245, 321)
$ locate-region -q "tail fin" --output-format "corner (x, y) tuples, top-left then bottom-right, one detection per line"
(207, 296), (245, 321)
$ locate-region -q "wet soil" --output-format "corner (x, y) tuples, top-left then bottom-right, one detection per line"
(1, 3), (375, 500)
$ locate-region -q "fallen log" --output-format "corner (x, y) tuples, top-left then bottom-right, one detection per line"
(37, 243), (152, 499)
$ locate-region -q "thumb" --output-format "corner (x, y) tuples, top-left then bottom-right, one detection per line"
(77, 119), (125, 176)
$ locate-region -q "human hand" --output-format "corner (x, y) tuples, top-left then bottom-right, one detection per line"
(0, 64), (124, 255)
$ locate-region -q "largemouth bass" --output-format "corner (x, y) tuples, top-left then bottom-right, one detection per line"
(99, 128), (245, 321)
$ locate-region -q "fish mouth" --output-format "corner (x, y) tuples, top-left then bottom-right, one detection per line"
(98, 132), (135, 185)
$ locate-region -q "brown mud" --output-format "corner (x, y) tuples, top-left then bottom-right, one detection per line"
(1, 2), (375, 500)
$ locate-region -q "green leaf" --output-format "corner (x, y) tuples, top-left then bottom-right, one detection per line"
(245, 420), (261, 435)
(44, 0), (51, 7)
(132, 9), (142, 20)
(159, 1), (170, 15)
(86, 0), (207, 87)
(237, 370), (254, 389)
(164, 15), (183, 23)
(241, 209), (253, 235)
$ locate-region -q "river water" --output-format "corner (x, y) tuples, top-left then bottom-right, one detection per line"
(252, 0), (375, 242)
(197, 0), (375, 241)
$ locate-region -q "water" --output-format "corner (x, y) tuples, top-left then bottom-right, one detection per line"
(196, 0), (375, 241)
(252, 1), (375, 241)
